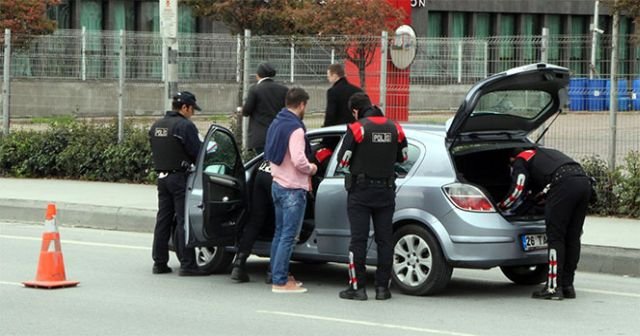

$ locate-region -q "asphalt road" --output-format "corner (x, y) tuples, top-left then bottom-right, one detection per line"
(1, 222), (639, 336)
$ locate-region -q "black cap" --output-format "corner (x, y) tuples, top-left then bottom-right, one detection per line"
(256, 63), (276, 78)
(173, 91), (201, 111)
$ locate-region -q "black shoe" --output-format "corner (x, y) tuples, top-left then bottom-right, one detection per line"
(230, 266), (250, 283)
(339, 287), (367, 301)
(562, 286), (576, 299)
(375, 287), (392, 300)
(230, 253), (250, 283)
(265, 271), (272, 284)
(152, 264), (172, 274)
(531, 287), (563, 300)
(178, 268), (208, 276)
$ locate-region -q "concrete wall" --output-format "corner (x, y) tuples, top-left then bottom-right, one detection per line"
(3, 79), (470, 118)
(415, 0), (597, 15)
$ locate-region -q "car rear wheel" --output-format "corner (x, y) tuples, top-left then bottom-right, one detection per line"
(500, 264), (548, 285)
(196, 246), (234, 274)
(392, 225), (452, 296)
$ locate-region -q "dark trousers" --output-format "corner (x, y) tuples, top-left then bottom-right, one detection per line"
(545, 175), (591, 287)
(238, 171), (274, 254)
(347, 185), (395, 288)
(152, 172), (197, 269)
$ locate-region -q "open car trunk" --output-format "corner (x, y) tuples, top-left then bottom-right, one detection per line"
(452, 145), (545, 220)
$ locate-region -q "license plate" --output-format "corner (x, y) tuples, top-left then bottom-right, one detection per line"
(521, 234), (547, 251)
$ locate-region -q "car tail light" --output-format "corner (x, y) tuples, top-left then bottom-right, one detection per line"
(443, 183), (496, 212)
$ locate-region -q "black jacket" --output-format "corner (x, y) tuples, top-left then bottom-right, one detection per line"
(243, 78), (288, 150)
(323, 77), (363, 127)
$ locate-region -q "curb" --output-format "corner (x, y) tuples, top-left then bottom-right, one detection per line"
(1, 199), (638, 278)
(580, 245), (640, 278)
(0, 199), (155, 233)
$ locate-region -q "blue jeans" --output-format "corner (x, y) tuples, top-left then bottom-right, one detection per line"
(270, 181), (307, 286)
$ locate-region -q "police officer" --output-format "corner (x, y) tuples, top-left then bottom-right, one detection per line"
(149, 91), (207, 276)
(337, 92), (408, 301)
(499, 147), (592, 300)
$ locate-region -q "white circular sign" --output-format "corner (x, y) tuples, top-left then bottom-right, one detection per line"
(390, 25), (417, 70)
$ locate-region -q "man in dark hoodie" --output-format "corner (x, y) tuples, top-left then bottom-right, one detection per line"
(242, 63), (289, 154)
(336, 92), (408, 301)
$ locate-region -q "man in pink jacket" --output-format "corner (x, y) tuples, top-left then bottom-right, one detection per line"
(264, 87), (317, 293)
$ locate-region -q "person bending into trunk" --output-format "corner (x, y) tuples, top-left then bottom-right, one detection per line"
(499, 147), (592, 300)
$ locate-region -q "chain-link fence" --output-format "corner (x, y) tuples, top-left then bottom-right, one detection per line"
(1, 29), (639, 166)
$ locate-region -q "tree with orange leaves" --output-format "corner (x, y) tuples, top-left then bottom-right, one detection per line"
(0, 0), (60, 49)
(186, 0), (407, 89)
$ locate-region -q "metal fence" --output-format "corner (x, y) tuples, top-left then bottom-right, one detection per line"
(1, 29), (639, 167)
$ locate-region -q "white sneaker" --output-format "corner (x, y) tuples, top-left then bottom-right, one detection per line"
(272, 282), (308, 293)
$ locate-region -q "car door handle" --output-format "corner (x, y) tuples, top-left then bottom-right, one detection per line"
(208, 175), (237, 188)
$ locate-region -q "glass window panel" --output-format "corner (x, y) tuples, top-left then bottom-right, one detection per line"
(474, 90), (553, 120)
(475, 13), (490, 38)
(451, 13), (465, 38)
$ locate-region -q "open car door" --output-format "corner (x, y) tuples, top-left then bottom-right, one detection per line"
(185, 125), (246, 248)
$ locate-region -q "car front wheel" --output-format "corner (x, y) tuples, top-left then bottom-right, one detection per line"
(391, 224), (452, 296)
(500, 264), (548, 285)
(196, 246), (234, 274)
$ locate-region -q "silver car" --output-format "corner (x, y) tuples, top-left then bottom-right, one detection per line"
(184, 63), (570, 295)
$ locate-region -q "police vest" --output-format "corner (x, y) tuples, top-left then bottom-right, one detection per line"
(349, 117), (398, 179)
(149, 115), (193, 171)
(528, 148), (576, 186)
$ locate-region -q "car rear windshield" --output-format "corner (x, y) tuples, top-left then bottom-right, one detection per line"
(473, 90), (552, 120)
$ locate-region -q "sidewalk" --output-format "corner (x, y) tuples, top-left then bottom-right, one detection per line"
(0, 177), (638, 277)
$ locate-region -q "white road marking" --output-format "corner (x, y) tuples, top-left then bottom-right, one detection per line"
(580, 288), (640, 299)
(0, 281), (23, 286)
(257, 310), (480, 336)
(0, 234), (150, 251)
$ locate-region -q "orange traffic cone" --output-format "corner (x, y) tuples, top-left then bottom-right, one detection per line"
(23, 203), (79, 289)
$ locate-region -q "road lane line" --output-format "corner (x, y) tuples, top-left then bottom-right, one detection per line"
(581, 288), (640, 299)
(0, 281), (23, 286)
(0, 235), (150, 251)
(257, 310), (480, 336)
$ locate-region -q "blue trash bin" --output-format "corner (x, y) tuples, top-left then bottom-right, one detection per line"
(588, 79), (607, 111)
(568, 78), (587, 111)
(617, 79), (629, 111)
(632, 79), (640, 111)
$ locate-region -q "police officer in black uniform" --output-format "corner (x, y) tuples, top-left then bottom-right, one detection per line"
(149, 91), (207, 276)
(499, 147), (592, 300)
(337, 93), (408, 301)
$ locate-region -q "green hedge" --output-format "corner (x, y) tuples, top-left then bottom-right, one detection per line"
(582, 151), (640, 218)
(0, 120), (154, 183)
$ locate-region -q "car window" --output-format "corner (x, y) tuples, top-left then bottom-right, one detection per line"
(395, 143), (420, 178)
(202, 131), (238, 177)
(329, 140), (420, 178)
(474, 90), (552, 119)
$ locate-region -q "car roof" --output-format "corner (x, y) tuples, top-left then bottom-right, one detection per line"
(309, 122), (445, 137)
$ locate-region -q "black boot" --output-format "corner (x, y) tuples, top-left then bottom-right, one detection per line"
(230, 253), (250, 283)
(375, 287), (392, 300)
(339, 286), (367, 301)
(531, 286), (563, 300)
(562, 285), (576, 299)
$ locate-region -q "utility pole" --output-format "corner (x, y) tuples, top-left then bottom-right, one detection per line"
(2, 29), (11, 136)
(160, 0), (178, 112)
(609, 5), (619, 169)
(590, 0), (603, 79)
